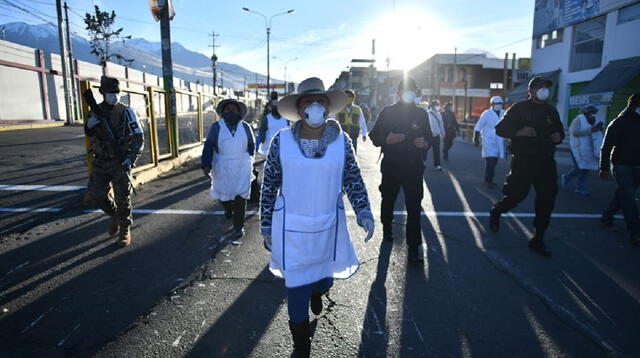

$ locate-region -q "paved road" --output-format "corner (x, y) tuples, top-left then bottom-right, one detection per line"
(1, 127), (639, 357)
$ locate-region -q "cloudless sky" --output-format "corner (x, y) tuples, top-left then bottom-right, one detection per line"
(1, 0), (535, 86)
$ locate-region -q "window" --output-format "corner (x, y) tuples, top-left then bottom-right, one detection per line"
(490, 82), (504, 89)
(618, 2), (640, 24)
(537, 28), (564, 48)
(571, 16), (606, 72)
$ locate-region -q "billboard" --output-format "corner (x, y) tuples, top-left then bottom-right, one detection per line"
(533, 0), (635, 36)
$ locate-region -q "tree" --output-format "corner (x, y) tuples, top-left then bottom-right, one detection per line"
(84, 5), (133, 67)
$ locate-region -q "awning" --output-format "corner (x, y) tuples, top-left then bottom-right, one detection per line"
(569, 56), (640, 107)
(506, 70), (560, 104)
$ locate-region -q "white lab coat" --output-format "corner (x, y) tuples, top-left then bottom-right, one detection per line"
(209, 120), (254, 201)
(569, 114), (604, 170)
(269, 129), (359, 288)
(428, 110), (445, 137)
(475, 109), (505, 158)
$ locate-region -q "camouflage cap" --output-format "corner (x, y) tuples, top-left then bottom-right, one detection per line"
(100, 76), (120, 92)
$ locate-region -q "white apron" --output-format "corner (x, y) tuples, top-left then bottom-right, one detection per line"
(570, 114), (603, 170)
(270, 129), (359, 288)
(258, 114), (289, 155)
(209, 120), (254, 201)
(475, 109), (505, 158)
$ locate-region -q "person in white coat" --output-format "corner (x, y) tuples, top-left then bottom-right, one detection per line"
(561, 105), (604, 195)
(474, 96), (506, 188)
(260, 77), (374, 357)
(257, 99), (290, 155)
(427, 99), (445, 170)
(201, 99), (255, 239)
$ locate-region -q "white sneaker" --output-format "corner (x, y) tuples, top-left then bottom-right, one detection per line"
(435, 165), (443, 171)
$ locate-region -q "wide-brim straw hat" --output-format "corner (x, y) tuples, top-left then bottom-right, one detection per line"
(216, 98), (248, 119)
(277, 77), (348, 121)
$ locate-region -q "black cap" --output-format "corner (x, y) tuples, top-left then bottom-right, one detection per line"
(397, 77), (419, 93)
(99, 76), (120, 92)
(528, 76), (552, 90)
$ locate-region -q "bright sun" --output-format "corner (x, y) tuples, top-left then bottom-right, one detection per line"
(369, 8), (452, 71)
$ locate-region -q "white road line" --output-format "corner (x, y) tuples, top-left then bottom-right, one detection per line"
(21, 306), (54, 334)
(0, 206), (623, 219)
(0, 185), (87, 192)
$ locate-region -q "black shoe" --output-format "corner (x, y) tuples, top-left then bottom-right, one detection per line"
(408, 245), (424, 262)
(231, 227), (244, 239)
(310, 291), (323, 315)
(288, 320), (311, 358)
(528, 238), (552, 257)
(489, 209), (501, 232)
(600, 216), (616, 231)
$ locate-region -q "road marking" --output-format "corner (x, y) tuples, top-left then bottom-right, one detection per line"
(0, 206), (622, 219)
(57, 323), (81, 347)
(0, 184), (87, 192)
(6, 260), (30, 275)
(21, 307), (54, 334)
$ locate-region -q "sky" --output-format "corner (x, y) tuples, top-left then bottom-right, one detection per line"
(0, 0), (535, 87)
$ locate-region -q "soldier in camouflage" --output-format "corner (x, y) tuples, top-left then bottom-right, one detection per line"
(84, 76), (144, 247)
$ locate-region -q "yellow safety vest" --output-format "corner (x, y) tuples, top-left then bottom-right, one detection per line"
(336, 105), (362, 129)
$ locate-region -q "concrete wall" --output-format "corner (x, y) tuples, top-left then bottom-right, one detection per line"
(531, 9), (640, 125)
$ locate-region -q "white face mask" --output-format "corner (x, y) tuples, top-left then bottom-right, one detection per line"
(493, 104), (503, 111)
(105, 93), (120, 105)
(303, 102), (328, 127)
(401, 91), (416, 104)
(535, 88), (550, 101)
(434, 105), (441, 112)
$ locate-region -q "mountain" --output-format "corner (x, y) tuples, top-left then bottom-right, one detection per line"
(0, 22), (274, 90)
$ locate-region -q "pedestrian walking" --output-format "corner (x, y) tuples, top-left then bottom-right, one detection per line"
(561, 104), (604, 195)
(426, 99), (445, 170)
(442, 101), (458, 161)
(260, 77), (374, 357)
(84, 76), (144, 247)
(202, 98), (255, 239)
(488, 76), (564, 257)
(257, 99), (290, 155)
(600, 187), (622, 230)
(369, 77), (432, 262)
(335, 90), (368, 153)
(474, 96), (506, 188)
(599, 92), (640, 245)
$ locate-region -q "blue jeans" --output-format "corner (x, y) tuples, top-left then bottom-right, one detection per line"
(564, 152), (589, 192)
(612, 165), (640, 237)
(485, 157), (498, 183)
(287, 278), (334, 323)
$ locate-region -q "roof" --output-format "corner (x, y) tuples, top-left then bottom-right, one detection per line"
(578, 56), (640, 95)
(506, 70), (560, 103)
(410, 53), (516, 73)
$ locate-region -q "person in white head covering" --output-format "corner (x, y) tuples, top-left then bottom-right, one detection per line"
(260, 77), (374, 357)
(474, 96), (506, 188)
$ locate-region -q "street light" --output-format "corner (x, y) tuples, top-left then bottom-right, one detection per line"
(283, 57), (298, 94)
(242, 7), (294, 95)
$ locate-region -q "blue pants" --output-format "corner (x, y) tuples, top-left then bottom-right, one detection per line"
(287, 278), (334, 323)
(564, 152), (589, 193)
(484, 157), (498, 183)
(612, 165), (640, 237)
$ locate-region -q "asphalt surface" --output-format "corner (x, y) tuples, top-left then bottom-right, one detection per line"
(1, 126), (639, 357)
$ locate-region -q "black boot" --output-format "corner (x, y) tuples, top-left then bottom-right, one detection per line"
(489, 208), (501, 232)
(289, 320), (311, 358)
(528, 232), (551, 257)
(310, 291), (323, 315)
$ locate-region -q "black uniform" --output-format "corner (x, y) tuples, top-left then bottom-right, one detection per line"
(369, 102), (432, 248)
(492, 99), (564, 236)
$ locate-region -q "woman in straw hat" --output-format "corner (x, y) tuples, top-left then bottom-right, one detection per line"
(260, 77), (374, 357)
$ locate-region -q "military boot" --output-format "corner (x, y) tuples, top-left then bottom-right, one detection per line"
(118, 228), (132, 247)
(108, 216), (119, 236)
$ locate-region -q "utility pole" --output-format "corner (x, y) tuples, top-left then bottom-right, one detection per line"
(452, 47), (457, 111)
(220, 70), (224, 89)
(64, 2), (78, 122)
(511, 53), (517, 90)
(503, 52), (509, 97)
(56, 0), (72, 124)
(160, 2), (179, 157)
(209, 31), (219, 95)
(254, 72), (258, 98)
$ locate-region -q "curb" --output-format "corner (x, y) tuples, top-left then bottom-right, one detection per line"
(0, 122), (65, 131)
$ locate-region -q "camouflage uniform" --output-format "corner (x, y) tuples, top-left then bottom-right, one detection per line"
(85, 77), (144, 240)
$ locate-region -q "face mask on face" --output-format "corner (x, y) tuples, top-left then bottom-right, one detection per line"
(224, 111), (241, 125)
(105, 93), (120, 105)
(535, 87), (550, 101)
(493, 104), (503, 111)
(303, 102), (328, 127)
(401, 91), (416, 104)
(434, 105), (441, 112)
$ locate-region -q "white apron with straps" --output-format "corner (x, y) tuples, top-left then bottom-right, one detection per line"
(258, 114), (289, 155)
(209, 120), (254, 201)
(569, 114), (603, 170)
(270, 128), (359, 288)
(475, 109), (506, 158)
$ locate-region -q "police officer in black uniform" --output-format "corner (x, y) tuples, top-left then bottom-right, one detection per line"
(488, 76), (564, 257)
(369, 78), (432, 262)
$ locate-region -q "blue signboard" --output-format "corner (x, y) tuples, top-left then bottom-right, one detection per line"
(533, 0), (634, 36)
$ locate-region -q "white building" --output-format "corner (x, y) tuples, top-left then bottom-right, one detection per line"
(523, 0), (640, 125)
